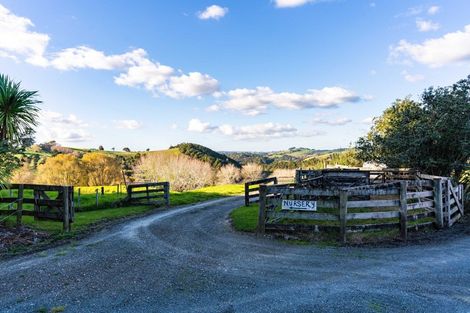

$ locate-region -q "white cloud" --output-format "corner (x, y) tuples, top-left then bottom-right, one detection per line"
(198, 5), (228, 20)
(37, 111), (92, 142)
(312, 117), (352, 126)
(274, 0), (316, 8)
(163, 72), (219, 98)
(390, 25), (470, 67)
(171, 123), (178, 130)
(361, 117), (374, 125)
(50, 46), (147, 70)
(187, 118), (217, 133)
(0, 4), (49, 66)
(114, 57), (174, 90)
(213, 86), (364, 115)
(416, 19), (440, 32)
(188, 119), (321, 140)
(428, 5), (440, 15)
(401, 70), (425, 83)
(114, 119), (142, 130)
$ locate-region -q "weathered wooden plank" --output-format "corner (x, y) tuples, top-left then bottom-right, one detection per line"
(257, 185), (267, 234)
(347, 211), (400, 220)
(407, 221), (434, 231)
(7, 184), (65, 191)
(266, 186), (337, 197)
(339, 190), (348, 244)
(449, 213), (462, 226)
(407, 200), (434, 210)
(0, 197), (18, 203)
(433, 179), (444, 228)
(347, 199), (400, 208)
(265, 223), (339, 233)
(449, 205), (459, 216)
(399, 181), (408, 241)
(406, 191), (433, 199)
(407, 180), (433, 188)
(130, 189), (165, 195)
(347, 222), (399, 232)
(348, 188), (399, 196)
(268, 210), (338, 221)
(448, 181), (463, 216)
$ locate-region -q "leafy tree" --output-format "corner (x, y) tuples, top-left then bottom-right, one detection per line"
(0, 74), (40, 143)
(82, 152), (122, 186)
(0, 74), (41, 183)
(36, 154), (86, 186)
(357, 76), (470, 178)
(98, 145), (104, 151)
(123, 147), (131, 152)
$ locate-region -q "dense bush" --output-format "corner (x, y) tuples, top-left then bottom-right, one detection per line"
(134, 153), (214, 191)
(241, 163), (263, 181)
(217, 164), (242, 184)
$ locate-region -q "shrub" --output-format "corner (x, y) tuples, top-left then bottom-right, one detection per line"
(35, 154), (86, 185)
(10, 164), (36, 183)
(241, 163), (263, 181)
(134, 153), (213, 191)
(82, 152), (122, 186)
(217, 164), (241, 184)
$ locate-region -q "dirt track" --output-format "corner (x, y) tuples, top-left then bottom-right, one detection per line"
(1, 197), (470, 313)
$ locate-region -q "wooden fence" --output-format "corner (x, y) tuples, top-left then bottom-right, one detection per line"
(0, 184), (74, 232)
(124, 182), (170, 207)
(257, 174), (464, 243)
(244, 177), (278, 206)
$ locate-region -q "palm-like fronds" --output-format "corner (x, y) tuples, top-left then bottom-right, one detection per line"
(0, 74), (41, 144)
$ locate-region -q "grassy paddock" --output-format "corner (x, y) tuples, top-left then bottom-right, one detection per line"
(0, 184), (244, 252)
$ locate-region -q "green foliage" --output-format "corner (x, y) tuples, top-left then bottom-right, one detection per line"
(0, 74), (40, 143)
(173, 143), (240, 168)
(357, 75), (470, 177)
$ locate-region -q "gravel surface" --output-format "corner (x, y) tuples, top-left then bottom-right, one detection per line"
(1, 196), (470, 313)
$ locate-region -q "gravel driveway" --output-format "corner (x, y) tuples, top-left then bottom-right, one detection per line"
(1, 197), (470, 313)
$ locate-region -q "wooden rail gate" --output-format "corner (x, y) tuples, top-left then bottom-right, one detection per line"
(0, 184), (74, 232)
(125, 182), (170, 207)
(258, 169), (464, 243)
(244, 177), (278, 206)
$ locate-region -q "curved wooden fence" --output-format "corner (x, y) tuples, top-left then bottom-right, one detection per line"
(257, 170), (464, 243)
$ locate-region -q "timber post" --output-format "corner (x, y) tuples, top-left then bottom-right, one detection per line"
(433, 179), (444, 228)
(399, 181), (408, 241)
(257, 184), (267, 234)
(63, 186), (70, 232)
(164, 182), (170, 207)
(16, 184), (24, 228)
(339, 190), (348, 244)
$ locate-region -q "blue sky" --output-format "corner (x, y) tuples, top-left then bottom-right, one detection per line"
(1, 0), (469, 152)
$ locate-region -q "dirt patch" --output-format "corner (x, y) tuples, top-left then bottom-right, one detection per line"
(0, 224), (50, 253)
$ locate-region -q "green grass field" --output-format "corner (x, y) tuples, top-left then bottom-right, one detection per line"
(1, 184), (244, 239)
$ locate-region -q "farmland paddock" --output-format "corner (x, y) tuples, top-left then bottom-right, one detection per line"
(0, 184), (74, 232)
(256, 169), (465, 243)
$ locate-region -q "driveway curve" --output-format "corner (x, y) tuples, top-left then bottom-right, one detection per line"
(1, 197), (470, 313)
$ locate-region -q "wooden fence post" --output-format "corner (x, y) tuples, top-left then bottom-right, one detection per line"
(339, 190), (348, 244)
(445, 179), (451, 227)
(101, 186), (104, 195)
(244, 182), (250, 207)
(460, 184), (465, 215)
(164, 182), (170, 207)
(9, 189), (13, 210)
(16, 184), (24, 228)
(274, 177), (278, 185)
(77, 188), (81, 209)
(433, 179), (444, 228)
(95, 189), (99, 208)
(257, 184), (267, 234)
(399, 181), (408, 241)
(63, 186), (70, 232)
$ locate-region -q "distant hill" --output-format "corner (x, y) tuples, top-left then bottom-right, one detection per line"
(171, 143), (240, 168)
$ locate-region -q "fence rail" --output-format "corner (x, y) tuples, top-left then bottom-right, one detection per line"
(0, 184), (74, 232)
(244, 177), (278, 206)
(258, 170), (464, 243)
(124, 182), (170, 207)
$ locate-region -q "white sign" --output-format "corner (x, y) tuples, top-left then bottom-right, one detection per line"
(281, 200), (317, 211)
